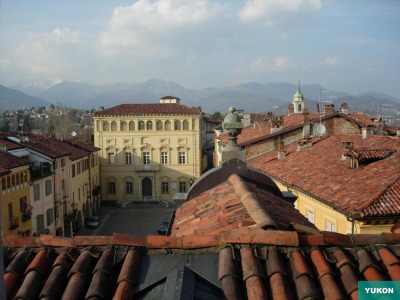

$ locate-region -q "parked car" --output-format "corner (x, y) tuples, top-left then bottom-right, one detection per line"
(158, 219), (170, 235)
(87, 216), (101, 229)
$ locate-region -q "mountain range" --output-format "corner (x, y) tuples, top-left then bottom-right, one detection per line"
(2, 79), (399, 118)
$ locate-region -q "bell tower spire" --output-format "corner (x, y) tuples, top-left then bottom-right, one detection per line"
(293, 80), (305, 114)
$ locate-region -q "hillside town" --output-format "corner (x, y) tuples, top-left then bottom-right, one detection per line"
(2, 86), (400, 299)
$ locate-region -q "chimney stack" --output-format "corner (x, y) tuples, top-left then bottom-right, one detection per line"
(0, 144), (7, 152)
(342, 141), (353, 150)
(362, 125), (374, 139)
(277, 141), (285, 159)
(340, 103), (349, 115)
(323, 104), (335, 115)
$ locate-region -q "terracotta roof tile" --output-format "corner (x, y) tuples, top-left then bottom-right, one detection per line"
(248, 134), (400, 217)
(3, 232), (400, 299)
(0, 152), (30, 170)
(172, 174), (316, 237)
(94, 103), (201, 116)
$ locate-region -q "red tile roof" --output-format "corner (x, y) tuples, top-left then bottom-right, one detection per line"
(248, 134), (400, 218)
(3, 232), (400, 299)
(94, 103), (201, 116)
(0, 152), (30, 170)
(172, 174), (317, 237)
(218, 112), (368, 146)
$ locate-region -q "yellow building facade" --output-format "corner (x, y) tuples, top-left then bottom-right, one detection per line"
(0, 153), (32, 236)
(93, 96), (204, 205)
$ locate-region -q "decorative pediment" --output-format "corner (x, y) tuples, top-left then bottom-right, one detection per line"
(123, 146), (135, 151)
(106, 146), (118, 151)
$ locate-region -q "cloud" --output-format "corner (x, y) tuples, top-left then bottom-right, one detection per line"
(14, 28), (85, 75)
(234, 56), (292, 73)
(238, 0), (322, 24)
(0, 55), (11, 70)
(325, 56), (339, 66)
(99, 0), (224, 55)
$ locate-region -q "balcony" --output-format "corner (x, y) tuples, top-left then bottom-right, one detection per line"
(133, 164), (160, 172)
(9, 216), (19, 230)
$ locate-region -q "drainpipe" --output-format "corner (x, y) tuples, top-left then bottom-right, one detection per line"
(347, 215), (356, 234)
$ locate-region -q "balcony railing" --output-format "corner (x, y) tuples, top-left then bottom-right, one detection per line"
(133, 164), (160, 172)
(9, 216), (19, 230)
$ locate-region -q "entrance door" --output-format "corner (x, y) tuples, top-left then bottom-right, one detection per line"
(142, 177), (152, 197)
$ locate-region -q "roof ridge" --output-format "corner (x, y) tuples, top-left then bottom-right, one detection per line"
(228, 174), (278, 229)
(3, 232), (400, 248)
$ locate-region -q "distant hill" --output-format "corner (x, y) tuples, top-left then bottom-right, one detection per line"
(0, 85), (50, 112)
(1, 79), (399, 119)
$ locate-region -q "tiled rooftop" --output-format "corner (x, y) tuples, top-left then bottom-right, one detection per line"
(3, 232), (400, 299)
(248, 134), (400, 218)
(172, 174), (317, 237)
(0, 151), (30, 170)
(94, 103), (201, 116)
(218, 112), (368, 146)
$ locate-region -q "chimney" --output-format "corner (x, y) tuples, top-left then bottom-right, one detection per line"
(302, 108), (309, 123)
(340, 103), (349, 115)
(270, 116), (284, 133)
(323, 104), (335, 115)
(362, 125), (374, 139)
(342, 141), (353, 150)
(0, 144), (7, 152)
(277, 141), (285, 159)
(297, 137), (312, 151)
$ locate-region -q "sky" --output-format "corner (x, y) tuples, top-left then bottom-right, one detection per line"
(1, 0), (399, 97)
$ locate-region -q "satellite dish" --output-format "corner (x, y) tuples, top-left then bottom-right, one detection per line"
(71, 131), (77, 137)
(317, 124), (326, 135)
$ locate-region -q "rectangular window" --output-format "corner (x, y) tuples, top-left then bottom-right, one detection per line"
(306, 209), (314, 224)
(108, 153), (115, 164)
(179, 182), (187, 193)
(45, 180), (52, 196)
(33, 184), (40, 201)
(126, 182), (133, 194)
(20, 196), (27, 212)
(72, 164), (76, 177)
(125, 152), (132, 165)
(143, 152), (150, 165)
(61, 158), (66, 168)
(77, 162), (81, 174)
(161, 151), (168, 164)
(179, 152), (186, 164)
(46, 208), (54, 226)
(162, 182), (169, 193)
(326, 220), (337, 232)
(109, 182), (116, 194)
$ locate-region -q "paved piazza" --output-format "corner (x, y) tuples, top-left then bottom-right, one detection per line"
(76, 202), (175, 236)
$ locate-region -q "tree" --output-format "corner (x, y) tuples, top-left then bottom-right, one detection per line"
(211, 111), (223, 120)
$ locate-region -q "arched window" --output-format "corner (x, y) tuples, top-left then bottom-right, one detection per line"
(103, 121), (109, 131)
(138, 121), (145, 131)
(7, 177), (10, 189)
(16, 173), (20, 185)
(1, 178), (6, 190)
(129, 121), (135, 131)
(298, 104), (302, 112)
(12, 175), (15, 187)
(121, 121), (127, 131)
(183, 120), (189, 130)
(165, 120), (171, 130)
(111, 121), (117, 131)
(174, 120), (181, 130)
(146, 120), (153, 130)
(156, 120), (163, 131)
